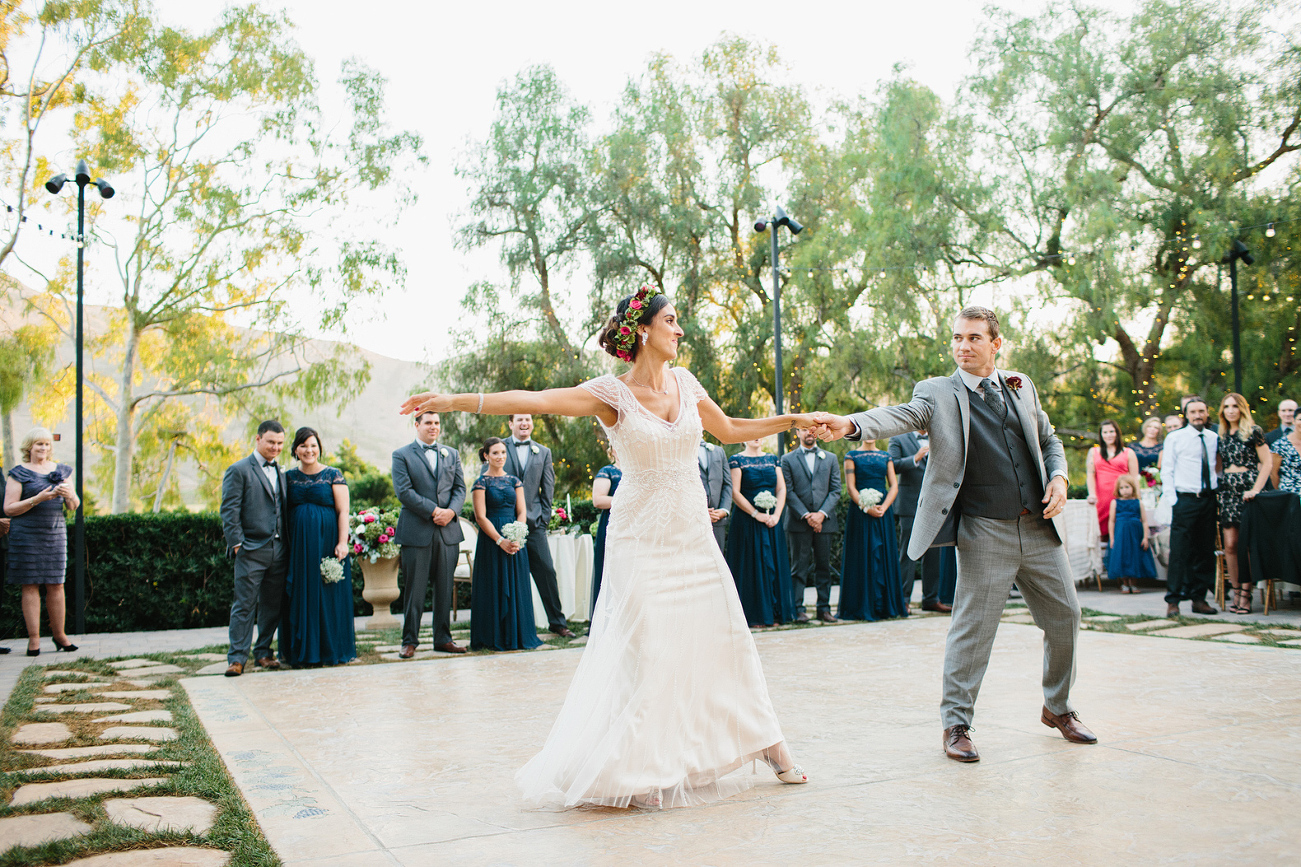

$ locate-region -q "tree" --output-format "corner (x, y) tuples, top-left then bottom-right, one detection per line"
(34, 4), (424, 512)
(0, 318), (55, 470)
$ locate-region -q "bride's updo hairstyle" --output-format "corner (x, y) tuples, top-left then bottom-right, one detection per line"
(598, 285), (671, 363)
(479, 436), (506, 462)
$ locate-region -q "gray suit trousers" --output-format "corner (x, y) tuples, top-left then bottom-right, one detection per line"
(227, 540), (286, 666)
(943, 514), (1080, 728)
(401, 540), (458, 648)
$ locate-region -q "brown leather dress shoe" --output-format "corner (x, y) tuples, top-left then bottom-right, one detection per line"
(435, 642), (467, 654)
(398, 645), (416, 659)
(922, 601), (953, 613)
(794, 611), (811, 623)
(224, 663), (243, 677)
(550, 626), (576, 638)
(817, 611), (839, 623)
(943, 725), (979, 762)
(1041, 707), (1098, 744)
(254, 657), (280, 670)
(1166, 603), (1180, 617)
(1191, 600), (1218, 615)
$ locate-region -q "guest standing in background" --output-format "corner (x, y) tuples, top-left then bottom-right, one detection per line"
(392, 410), (467, 657)
(221, 420), (288, 676)
(1264, 398), (1296, 446)
(499, 414), (574, 638)
(589, 451), (621, 616)
(1272, 425), (1301, 493)
(727, 439), (795, 627)
(1162, 398), (1220, 616)
(839, 440), (906, 621)
(4, 428), (78, 657)
(282, 427), (356, 667)
(471, 438), (541, 651)
(1108, 475), (1155, 593)
(781, 428), (841, 624)
(1087, 420), (1139, 547)
(699, 439), (732, 552)
(1216, 395), (1271, 615)
(890, 429), (947, 612)
(1162, 413), (1184, 435)
(1132, 417), (1164, 472)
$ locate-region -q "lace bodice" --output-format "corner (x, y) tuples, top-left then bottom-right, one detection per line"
(728, 453), (778, 499)
(474, 473), (522, 521)
(579, 368), (712, 513)
(286, 466), (346, 509)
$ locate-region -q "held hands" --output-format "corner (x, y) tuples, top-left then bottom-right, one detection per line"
(914, 443), (930, 462)
(53, 482), (75, 500)
(804, 512), (824, 533)
(809, 412), (855, 442)
(709, 508), (728, 523)
(400, 392), (454, 416)
(432, 507), (455, 527)
(1042, 477), (1068, 520)
(867, 505), (886, 519)
(500, 539), (522, 555)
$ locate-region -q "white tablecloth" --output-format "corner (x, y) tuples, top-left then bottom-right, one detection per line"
(1057, 499), (1102, 583)
(532, 533), (595, 628)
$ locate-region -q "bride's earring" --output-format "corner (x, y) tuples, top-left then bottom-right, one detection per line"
(641, 332), (648, 346)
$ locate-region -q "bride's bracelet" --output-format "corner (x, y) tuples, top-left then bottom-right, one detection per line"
(476, 393), (485, 414)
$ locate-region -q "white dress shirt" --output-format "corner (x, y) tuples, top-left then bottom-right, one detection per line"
(1162, 425), (1219, 494)
(698, 442), (710, 471)
(957, 366), (1003, 396)
(254, 452), (278, 492)
(415, 438), (439, 475)
(801, 446), (818, 475)
(512, 439), (532, 471)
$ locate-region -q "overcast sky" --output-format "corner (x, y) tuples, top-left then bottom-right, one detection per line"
(41, 0), (1137, 362)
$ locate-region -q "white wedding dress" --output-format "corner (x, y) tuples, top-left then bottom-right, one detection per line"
(515, 367), (790, 809)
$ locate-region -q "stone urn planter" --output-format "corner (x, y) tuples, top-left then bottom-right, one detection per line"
(359, 556), (401, 630)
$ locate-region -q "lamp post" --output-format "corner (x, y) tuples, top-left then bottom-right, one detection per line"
(1222, 238), (1254, 396)
(753, 205), (803, 455)
(44, 159), (113, 635)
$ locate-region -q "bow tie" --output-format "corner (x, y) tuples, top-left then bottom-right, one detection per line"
(420, 443), (440, 451)
(262, 461), (277, 469)
(514, 440), (532, 447)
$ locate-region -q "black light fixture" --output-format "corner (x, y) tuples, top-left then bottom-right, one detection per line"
(44, 158), (113, 635)
(753, 205), (803, 455)
(1222, 238), (1254, 395)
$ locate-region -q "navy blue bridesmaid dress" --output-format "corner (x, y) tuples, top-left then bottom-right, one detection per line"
(724, 453), (795, 626)
(590, 464), (622, 617)
(1108, 498), (1156, 579)
(838, 450), (907, 620)
(471, 473), (542, 651)
(283, 467), (357, 666)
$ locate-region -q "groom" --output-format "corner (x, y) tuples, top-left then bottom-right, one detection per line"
(813, 307), (1096, 762)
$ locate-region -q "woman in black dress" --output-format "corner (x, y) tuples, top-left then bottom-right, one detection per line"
(4, 428), (80, 656)
(1216, 393), (1271, 614)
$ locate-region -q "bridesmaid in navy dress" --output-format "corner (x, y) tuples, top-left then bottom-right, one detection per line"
(589, 454), (622, 616)
(283, 427), (356, 667)
(471, 438), (542, 651)
(839, 443), (907, 620)
(725, 439), (795, 626)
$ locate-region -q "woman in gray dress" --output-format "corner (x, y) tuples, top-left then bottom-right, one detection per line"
(4, 428), (80, 656)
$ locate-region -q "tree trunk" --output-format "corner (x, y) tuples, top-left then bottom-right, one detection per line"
(1, 408), (13, 475)
(110, 327), (141, 514)
(152, 437), (178, 513)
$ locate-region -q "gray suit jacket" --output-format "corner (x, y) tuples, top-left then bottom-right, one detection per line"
(1264, 426), (1290, 446)
(849, 370), (1066, 559)
(392, 441), (466, 548)
(780, 447), (842, 534)
(220, 454), (288, 556)
(888, 432), (927, 517)
(495, 440), (554, 532)
(699, 442), (732, 519)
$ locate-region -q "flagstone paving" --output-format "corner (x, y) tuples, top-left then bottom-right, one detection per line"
(13, 757), (186, 776)
(104, 795), (219, 834)
(0, 811), (93, 848)
(1148, 622), (1249, 639)
(93, 710), (173, 724)
(1126, 618), (1179, 630)
(97, 689), (172, 700)
(98, 725), (178, 742)
(44, 681), (113, 692)
(61, 848), (230, 866)
(13, 721), (73, 744)
(10, 777), (169, 806)
(1213, 633), (1263, 643)
(18, 743), (159, 759)
(37, 701), (133, 714)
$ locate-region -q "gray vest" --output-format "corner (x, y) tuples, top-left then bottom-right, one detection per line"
(960, 387), (1044, 519)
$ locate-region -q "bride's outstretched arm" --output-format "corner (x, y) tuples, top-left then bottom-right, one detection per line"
(401, 387), (615, 426)
(697, 395), (816, 445)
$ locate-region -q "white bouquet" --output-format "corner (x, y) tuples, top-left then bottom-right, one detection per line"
(320, 557), (346, 584)
(753, 491), (778, 513)
(501, 521), (529, 545)
(858, 488), (883, 512)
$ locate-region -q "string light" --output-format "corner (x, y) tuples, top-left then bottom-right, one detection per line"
(1266, 223), (1276, 238)
(1192, 236), (1201, 249)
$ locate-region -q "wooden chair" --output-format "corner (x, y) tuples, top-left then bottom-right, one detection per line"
(1260, 455), (1284, 615)
(1214, 521), (1227, 612)
(453, 518), (476, 621)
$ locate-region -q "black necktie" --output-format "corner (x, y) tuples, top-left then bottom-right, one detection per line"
(1198, 431), (1211, 493)
(979, 377), (1006, 419)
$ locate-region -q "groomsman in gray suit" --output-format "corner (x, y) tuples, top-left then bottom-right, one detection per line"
(889, 430), (948, 612)
(698, 439), (732, 551)
(814, 307), (1096, 762)
(392, 411), (467, 657)
(781, 428), (842, 623)
(501, 414), (573, 637)
(221, 420), (289, 676)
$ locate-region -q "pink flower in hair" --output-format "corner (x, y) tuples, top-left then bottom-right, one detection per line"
(619, 325), (631, 335)
(630, 298), (643, 310)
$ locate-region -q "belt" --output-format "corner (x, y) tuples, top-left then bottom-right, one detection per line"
(1177, 490), (1215, 498)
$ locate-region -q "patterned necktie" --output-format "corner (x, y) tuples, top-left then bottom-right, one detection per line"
(979, 377), (1006, 419)
(1198, 431), (1211, 492)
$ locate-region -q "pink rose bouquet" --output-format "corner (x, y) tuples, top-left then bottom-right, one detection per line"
(349, 506), (402, 563)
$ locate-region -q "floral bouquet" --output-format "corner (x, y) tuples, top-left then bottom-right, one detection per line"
(349, 506), (401, 563)
(548, 505), (571, 532)
(1141, 466), (1161, 489)
(501, 521), (529, 545)
(753, 491), (778, 514)
(858, 488), (884, 512)
(589, 519), (600, 537)
(320, 557), (346, 584)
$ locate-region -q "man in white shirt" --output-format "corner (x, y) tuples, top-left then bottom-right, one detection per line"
(1160, 398), (1220, 616)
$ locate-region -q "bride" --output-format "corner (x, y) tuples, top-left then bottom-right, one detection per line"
(401, 287), (812, 809)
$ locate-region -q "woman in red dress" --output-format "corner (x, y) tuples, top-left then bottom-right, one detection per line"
(1086, 419), (1138, 548)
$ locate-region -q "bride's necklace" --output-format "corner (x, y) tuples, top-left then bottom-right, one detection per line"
(627, 372), (669, 395)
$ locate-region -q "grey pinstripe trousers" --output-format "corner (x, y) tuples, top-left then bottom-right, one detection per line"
(943, 513), (1081, 728)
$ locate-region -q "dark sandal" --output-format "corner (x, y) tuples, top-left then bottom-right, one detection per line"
(1229, 588), (1251, 615)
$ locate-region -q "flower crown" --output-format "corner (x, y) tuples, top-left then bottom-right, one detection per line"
(612, 285), (664, 362)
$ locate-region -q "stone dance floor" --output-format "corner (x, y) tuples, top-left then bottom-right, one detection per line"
(183, 617), (1301, 866)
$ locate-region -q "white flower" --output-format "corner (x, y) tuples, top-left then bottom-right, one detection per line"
(530, 444), (539, 455)
(817, 450), (825, 460)
(320, 557), (346, 584)
(753, 491), (778, 513)
(703, 442), (714, 451)
(439, 447), (447, 458)
(501, 521), (529, 544)
(858, 488), (883, 512)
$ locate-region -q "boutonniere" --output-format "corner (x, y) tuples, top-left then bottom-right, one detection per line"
(1005, 376), (1023, 392)
(439, 447), (448, 458)
(703, 442), (714, 451)
(817, 450), (825, 460)
(530, 444), (539, 455)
